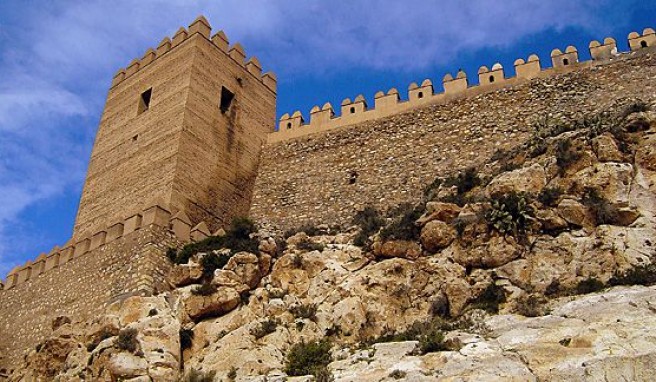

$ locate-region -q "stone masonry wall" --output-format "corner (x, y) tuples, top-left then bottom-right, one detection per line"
(0, 225), (178, 375)
(251, 50), (656, 230)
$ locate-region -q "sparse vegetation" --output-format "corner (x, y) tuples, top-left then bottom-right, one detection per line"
(446, 167), (482, 195)
(290, 303), (318, 321)
(296, 237), (325, 252)
(538, 186), (563, 207)
(227, 366), (237, 381)
(191, 282), (217, 296)
(250, 318), (279, 339)
(285, 339), (332, 378)
(389, 370), (407, 379)
(116, 328), (138, 353)
(179, 369), (216, 382)
(200, 253), (231, 277)
(284, 223), (322, 239)
(169, 217), (258, 265)
(352, 206), (385, 247)
(555, 139), (581, 174)
(485, 191), (535, 237)
(609, 264), (656, 286)
(379, 204), (424, 241)
(575, 277), (605, 295)
(468, 283), (506, 314)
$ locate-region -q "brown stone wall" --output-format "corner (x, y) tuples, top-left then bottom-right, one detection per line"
(75, 29), (276, 239)
(251, 52), (656, 229)
(0, 225), (177, 374)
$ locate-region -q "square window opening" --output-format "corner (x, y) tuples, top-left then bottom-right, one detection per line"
(220, 86), (235, 113)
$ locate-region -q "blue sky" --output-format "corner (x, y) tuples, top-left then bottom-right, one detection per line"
(0, 0), (654, 278)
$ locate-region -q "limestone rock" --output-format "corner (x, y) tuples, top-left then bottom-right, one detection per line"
(373, 240), (422, 259)
(225, 252), (262, 289)
(420, 220), (456, 252)
(416, 202), (462, 225)
(536, 209), (568, 232)
(592, 133), (624, 162)
(486, 163), (547, 197)
(107, 352), (148, 378)
(259, 237), (278, 255)
(183, 287), (241, 321)
(170, 262), (203, 287)
(556, 198), (590, 227)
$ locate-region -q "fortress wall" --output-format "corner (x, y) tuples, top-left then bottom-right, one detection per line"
(0, 205), (214, 373)
(251, 50), (656, 230)
(270, 28), (655, 144)
(0, 225), (176, 374)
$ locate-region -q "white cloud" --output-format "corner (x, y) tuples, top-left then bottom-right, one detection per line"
(0, 0), (622, 274)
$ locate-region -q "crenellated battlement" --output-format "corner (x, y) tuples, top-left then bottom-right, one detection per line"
(110, 16), (277, 93)
(270, 28), (654, 144)
(2, 202), (217, 291)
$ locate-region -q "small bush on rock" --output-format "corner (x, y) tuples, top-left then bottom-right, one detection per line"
(191, 282), (217, 296)
(296, 238), (325, 252)
(485, 192), (535, 237)
(538, 186), (563, 207)
(468, 283), (506, 314)
(285, 339), (332, 378)
(180, 369), (217, 382)
(609, 264), (656, 286)
(379, 204), (424, 241)
(291, 303), (318, 321)
(250, 318), (279, 339)
(445, 167), (481, 195)
(116, 328), (138, 353)
(200, 253), (231, 277)
(170, 217), (259, 264)
(352, 206), (385, 247)
(284, 223), (322, 239)
(575, 277), (605, 295)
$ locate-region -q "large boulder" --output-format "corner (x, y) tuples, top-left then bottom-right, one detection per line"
(420, 220), (456, 252)
(592, 133), (624, 162)
(224, 252), (262, 289)
(183, 287), (241, 321)
(486, 163), (547, 197)
(170, 262), (203, 287)
(416, 202), (462, 225)
(372, 240), (422, 260)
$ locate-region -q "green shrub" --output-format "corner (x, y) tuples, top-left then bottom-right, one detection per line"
(418, 328), (447, 354)
(171, 217), (259, 264)
(180, 369), (217, 382)
(191, 282), (217, 296)
(166, 247), (178, 262)
(379, 204), (424, 241)
(581, 187), (621, 226)
(250, 318), (279, 339)
(290, 303), (318, 321)
(485, 192), (535, 237)
(444, 167), (481, 195)
(538, 186), (563, 207)
(200, 253), (231, 277)
(468, 283), (506, 314)
(352, 206), (385, 247)
(296, 238), (325, 252)
(619, 100), (650, 121)
(116, 328), (138, 353)
(285, 339), (332, 377)
(609, 264), (656, 286)
(555, 139), (581, 174)
(180, 328), (194, 350)
(284, 223), (322, 239)
(575, 277), (605, 295)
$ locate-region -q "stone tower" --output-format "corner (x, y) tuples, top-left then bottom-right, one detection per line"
(73, 16), (277, 239)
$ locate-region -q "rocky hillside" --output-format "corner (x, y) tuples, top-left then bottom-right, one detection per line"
(9, 100), (656, 381)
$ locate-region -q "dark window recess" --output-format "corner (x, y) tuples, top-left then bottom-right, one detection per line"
(132, 135), (138, 142)
(348, 170), (358, 185)
(489, 75), (495, 83)
(287, 122), (292, 129)
(220, 86), (235, 113)
(138, 88), (152, 114)
(418, 91), (424, 99)
(563, 58), (570, 66)
(350, 107), (356, 114)
(641, 40), (648, 48)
